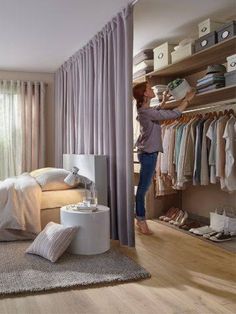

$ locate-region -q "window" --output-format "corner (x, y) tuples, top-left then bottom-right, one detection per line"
(0, 83), (22, 179)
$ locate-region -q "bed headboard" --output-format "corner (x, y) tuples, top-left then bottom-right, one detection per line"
(63, 154), (108, 206)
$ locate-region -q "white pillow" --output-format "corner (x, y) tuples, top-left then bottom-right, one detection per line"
(25, 222), (78, 262)
(31, 168), (76, 191)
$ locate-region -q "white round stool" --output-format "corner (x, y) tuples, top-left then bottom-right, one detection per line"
(60, 205), (110, 255)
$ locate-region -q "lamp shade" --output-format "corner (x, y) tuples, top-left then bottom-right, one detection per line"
(64, 166), (79, 186)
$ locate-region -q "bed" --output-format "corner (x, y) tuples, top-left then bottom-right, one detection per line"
(0, 154), (107, 241)
(40, 154), (107, 228)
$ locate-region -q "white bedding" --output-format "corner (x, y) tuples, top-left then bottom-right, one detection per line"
(0, 173), (42, 237)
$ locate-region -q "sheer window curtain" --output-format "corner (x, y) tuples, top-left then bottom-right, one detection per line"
(0, 80), (45, 180)
(55, 4), (134, 246)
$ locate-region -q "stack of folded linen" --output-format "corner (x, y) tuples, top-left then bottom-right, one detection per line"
(196, 64), (226, 94)
(150, 84), (169, 106)
(152, 84), (168, 101)
(133, 49), (154, 79)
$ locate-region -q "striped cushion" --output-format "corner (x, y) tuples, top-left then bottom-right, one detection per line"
(26, 222), (78, 262)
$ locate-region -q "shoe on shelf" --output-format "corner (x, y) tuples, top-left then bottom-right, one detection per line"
(203, 231), (218, 239)
(192, 226), (214, 235)
(181, 221), (202, 231)
(136, 220), (153, 235)
(159, 207), (176, 220)
(179, 218), (192, 229)
(209, 232), (232, 242)
(175, 211), (188, 227)
(172, 210), (185, 225)
(163, 208), (180, 222)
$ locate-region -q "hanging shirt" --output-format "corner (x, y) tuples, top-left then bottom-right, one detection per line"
(183, 118), (199, 177)
(223, 115), (236, 192)
(206, 118), (217, 184)
(174, 123), (185, 168)
(215, 115), (229, 178)
(176, 119), (194, 189)
(135, 107), (182, 153)
(200, 118), (212, 185)
(193, 119), (205, 185)
(167, 121), (180, 178)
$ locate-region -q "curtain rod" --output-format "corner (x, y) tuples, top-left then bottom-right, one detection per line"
(0, 79), (48, 86)
(183, 99), (236, 113)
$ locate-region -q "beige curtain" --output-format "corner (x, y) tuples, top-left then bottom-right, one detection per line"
(20, 81), (46, 172)
(0, 80), (45, 179)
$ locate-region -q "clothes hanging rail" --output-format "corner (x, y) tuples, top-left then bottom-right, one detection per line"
(183, 99), (236, 114)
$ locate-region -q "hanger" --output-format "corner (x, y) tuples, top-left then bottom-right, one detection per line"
(218, 111), (224, 117)
(228, 109), (235, 116)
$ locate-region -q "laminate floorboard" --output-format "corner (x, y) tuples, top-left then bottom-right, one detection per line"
(0, 220), (235, 314)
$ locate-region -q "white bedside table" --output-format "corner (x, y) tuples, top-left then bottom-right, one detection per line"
(60, 205), (110, 255)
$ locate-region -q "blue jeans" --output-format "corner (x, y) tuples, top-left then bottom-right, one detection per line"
(135, 152), (158, 220)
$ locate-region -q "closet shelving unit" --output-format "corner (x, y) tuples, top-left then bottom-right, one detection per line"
(133, 36), (236, 108)
(133, 35), (236, 250)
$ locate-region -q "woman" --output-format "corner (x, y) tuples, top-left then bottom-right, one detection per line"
(133, 82), (195, 235)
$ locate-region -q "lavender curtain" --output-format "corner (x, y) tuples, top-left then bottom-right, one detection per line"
(55, 5), (134, 246)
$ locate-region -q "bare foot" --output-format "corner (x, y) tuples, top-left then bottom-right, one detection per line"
(136, 220), (153, 235)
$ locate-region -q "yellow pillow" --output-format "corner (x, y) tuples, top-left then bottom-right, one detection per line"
(30, 168), (55, 177)
(30, 168), (77, 191)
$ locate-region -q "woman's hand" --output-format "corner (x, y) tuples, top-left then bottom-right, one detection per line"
(159, 91), (172, 109)
(184, 88), (196, 103)
(177, 88), (196, 112)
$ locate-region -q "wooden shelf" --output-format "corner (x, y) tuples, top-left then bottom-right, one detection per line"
(163, 85), (236, 109)
(133, 36), (236, 82)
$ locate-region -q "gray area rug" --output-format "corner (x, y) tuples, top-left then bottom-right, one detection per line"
(0, 241), (150, 296)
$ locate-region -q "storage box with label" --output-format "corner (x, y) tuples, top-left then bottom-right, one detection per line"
(198, 18), (223, 38)
(195, 31), (217, 52)
(227, 54), (236, 72)
(171, 43), (194, 63)
(224, 70), (236, 87)
(217, 20), (236, 43)
(153, 42), (175, 70)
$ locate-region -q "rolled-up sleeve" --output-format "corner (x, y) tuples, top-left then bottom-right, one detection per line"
(146, 108), (182, 121)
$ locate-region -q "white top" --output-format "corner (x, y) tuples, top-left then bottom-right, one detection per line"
(223, 115), (236, 192)
(61, 204), (109, 214)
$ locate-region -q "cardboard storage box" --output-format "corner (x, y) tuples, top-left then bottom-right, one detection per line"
(195, 31), (217, 52)
(198, 18), (223, 38)
(171, 43), (194, 63)
(217, 20), (236, 43)
(224, 70), (236, 87)
(153, 42), (175, 70)
(227, 54), (236, 73)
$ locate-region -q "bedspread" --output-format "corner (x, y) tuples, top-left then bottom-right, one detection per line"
(0, 173), (42, 235)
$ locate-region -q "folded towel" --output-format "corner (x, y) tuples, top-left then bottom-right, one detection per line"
(133, 67), (153, 80)
(197, 84), (224, 93)
(133, 49), (154, 65)
(133, 60), (154, 74)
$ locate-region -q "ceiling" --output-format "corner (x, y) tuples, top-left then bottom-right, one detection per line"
(0, 0), (130, 73)
(0, 0), (235, 73)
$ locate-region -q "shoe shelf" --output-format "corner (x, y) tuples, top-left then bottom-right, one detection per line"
(154, 219), (236, 253)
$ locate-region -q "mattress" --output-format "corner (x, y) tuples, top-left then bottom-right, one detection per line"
(41, 188), (86, 210)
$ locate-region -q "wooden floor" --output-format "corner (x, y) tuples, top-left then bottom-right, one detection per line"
(1, 220), (236, 314)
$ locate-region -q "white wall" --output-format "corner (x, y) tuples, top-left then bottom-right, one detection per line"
(0, 70), (55, 167)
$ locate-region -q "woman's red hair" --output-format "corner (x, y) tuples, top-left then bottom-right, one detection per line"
(133, 82), (148, 109)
